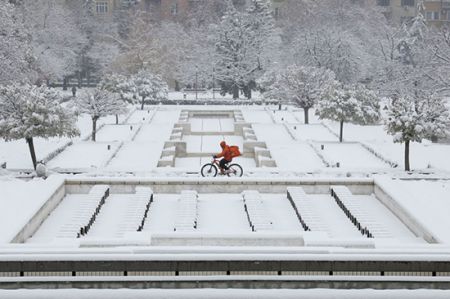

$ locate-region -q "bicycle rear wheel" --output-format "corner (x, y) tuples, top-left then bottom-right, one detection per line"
(227, 164), (243, 177)
(201, 163), (218, 177)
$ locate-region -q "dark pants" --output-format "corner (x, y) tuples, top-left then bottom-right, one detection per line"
(219, 158), (231, 170)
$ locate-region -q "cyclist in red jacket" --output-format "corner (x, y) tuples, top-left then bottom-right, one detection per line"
(214, 141), (233, 174)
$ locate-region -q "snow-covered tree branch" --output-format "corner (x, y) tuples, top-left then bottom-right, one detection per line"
(0, 84), (79, 169)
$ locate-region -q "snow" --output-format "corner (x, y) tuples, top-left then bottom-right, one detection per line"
(241, 109), (273, 124)
(2, 288), (450, 299)
(190, 118), (235, 133)
(183, 135), (243, 153)
(314, 142), (390, 170)
(142, 194), (178, 233)
(0, 176), (64, 244)
(290, 124), (338, 142)
(174, 157), (256, 170)
(47, 142), (120, 170)
(375, 178), (450, 244)
(95, 125), (134, 142)
(196, 194), (251, 233)
(151, 109), (181, 124)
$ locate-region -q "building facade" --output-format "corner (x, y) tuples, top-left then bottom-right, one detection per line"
(422, 0), (450, 26)
(376, 0), (417, 24)
(92, 0), (285, 20)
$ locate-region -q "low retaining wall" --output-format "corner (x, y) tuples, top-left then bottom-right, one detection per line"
(11, 178), (66, 243)
(64, 177), (375, 195)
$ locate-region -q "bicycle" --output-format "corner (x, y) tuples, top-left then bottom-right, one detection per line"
(200, 157), (243, 177)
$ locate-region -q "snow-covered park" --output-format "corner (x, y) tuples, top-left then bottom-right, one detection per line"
(2, 0), (450, 297)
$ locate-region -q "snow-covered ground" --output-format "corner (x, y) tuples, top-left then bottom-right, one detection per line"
(26, 187), (421, 246)
(1, 105), (450, 293)
(3, 105), (447, 173)
(2, 288), (450, 299)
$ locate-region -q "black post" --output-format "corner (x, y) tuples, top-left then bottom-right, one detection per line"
(405, 140), (410, 171)
(92, 117), (98, 142)
(26, 137), (37, 170)
(304, 107), (309, 124)
(195, 71), (198, 100)
(339, 120), (344, 143)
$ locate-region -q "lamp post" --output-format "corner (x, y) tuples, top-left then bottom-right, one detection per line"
(195, 68), (198, 100)
(212, 67), (215, 99)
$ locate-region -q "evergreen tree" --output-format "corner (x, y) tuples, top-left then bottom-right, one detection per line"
(214, 0), (276, 99)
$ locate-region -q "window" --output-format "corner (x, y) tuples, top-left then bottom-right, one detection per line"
(171, 1), (178, 15)
(96, 1), (108, 14)
(273, 7), (280, 20)
(401, 0), (414, 7)
(443, 11), (450, 21)
(377, 0), (390, 6)
(426, 11), (440, 20)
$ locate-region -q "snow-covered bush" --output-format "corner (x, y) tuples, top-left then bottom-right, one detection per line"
(385, 95), (449, 171)
(0, 84), (79, 169)
(316, 83), (380, 142)
(75, 88), (127, 141)
(132, 70), (168, 110)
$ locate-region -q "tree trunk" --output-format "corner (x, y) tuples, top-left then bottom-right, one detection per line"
(26, 137), (37, 170)
(141, 96), (145, 110)
(339, 120), (344, 143)
(247, 88), (252, 100)
(92, 117), (98, 142)
(404, 140), (410, 171)
(86, 70), (91, 86)
(232, 85), (239, 99)
(63, 77), (68, 91)
(115, 114), (119, 125)
(304, 107), (309, 125)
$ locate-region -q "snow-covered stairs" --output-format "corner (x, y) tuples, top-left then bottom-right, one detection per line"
(174, 191), (199, 232)
(84, 188), (154, 238)
(331, 186), (392, 238)
(75, 185), (110, 238)
(287, 187), (330, 233)
(242, 191), (272, 232)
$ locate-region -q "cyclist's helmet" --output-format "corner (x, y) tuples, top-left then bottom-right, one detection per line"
(220, 141), (226, 148)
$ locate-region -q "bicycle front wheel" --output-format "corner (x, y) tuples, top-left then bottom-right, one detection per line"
(201, 163), (218, 177)
(227, 164), (243, 177)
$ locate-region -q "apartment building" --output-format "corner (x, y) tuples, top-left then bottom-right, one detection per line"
(376, 0), (417, 23)
(92, 0), (285, 20)
(375, 0), (450, 25)
(92, 0), (138, 15)
(422, 0), (450, 26)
